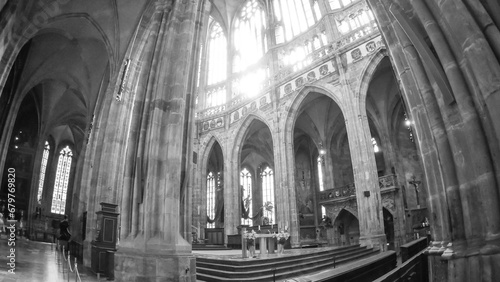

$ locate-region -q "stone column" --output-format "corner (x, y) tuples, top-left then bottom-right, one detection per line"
(278, 107), (300, 246)
(224, 156), (240, 243)
(336, 55), (386, 250)
(368, 0), (500, 281)
(112, 1), (202, 281)
(366, 0), (454, 249)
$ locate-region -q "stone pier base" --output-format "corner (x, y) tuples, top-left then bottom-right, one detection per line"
(114, 249), (196, 282)
(359, 233), (387, 251)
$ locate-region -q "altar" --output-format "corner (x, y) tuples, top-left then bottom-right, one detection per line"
(242, 233), (276, 258)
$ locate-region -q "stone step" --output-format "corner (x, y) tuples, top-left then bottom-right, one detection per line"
(196, 244), (360, 267)
(196, 245), (379, 282)
(196, 246), (371, 272)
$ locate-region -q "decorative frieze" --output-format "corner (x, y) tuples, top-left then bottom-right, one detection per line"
(278, 60), (337, 99)
(229, 92), (271, 124)
(379, 174), (398, 189)
(346, 35), (384, 64)
(201, 116), (224, 132)
(382, 192), (396, 215)
(318, 183), (356, 202)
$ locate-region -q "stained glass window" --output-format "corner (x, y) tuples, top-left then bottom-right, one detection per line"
(273, 0), (321, 43)
(241, 168), (253, 226)
(317, 156), (324, 191)
(207, 19), (227, 86)
(233, 0), (267, 73)
(207, 172), (215, 228)
(51, 145), (73, 215)
(206, 86), (226, 108)
(37, 141), (50, 202)
(261, 166), (275, 224)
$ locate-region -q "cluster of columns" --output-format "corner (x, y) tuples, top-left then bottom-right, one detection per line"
(367, 0), (500, 281)
(76, 0), (204, 280)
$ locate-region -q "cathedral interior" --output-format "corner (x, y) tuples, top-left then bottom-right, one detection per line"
(0, 0), (499, 281)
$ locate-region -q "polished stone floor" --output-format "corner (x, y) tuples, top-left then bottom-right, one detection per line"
(0, 233), (398, 281)
(0, 234), (99, 282)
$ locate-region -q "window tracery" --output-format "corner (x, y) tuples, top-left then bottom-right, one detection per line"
(261, 166), (275, 224)
(51, 145), (72, 215)
(273, 0), (321, 43)
(241, 168), (253, 225)
(37, 141), (50, 202)
(207, 172), (216, 228)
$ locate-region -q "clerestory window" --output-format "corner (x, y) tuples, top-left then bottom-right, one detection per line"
(207, 19), (227, 86)
(51, 145), (73, 215)
(273, 0), (322, 44)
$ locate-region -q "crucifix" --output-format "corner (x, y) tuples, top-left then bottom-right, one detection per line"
(409, 176), (422, 208)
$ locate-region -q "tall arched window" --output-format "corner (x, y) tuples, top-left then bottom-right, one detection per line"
(37, 141), (50, 202)
(207, 18), (227, 86)
(317, 156), (324, 191)
(273, 0), (321, 43)
(51, 145), (73, 215)
(233, 0), (269, 98)
(371, 137), (380, 153)
(206, 172), (216, 228)
(241, 168), (252, 225)
(261, 166), (275, 224)
(234, 0), (267, 73)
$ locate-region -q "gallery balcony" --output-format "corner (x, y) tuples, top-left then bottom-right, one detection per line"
(319, 174), (399, 204)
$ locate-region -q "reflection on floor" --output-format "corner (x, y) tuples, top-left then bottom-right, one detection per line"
(0, 234), (393, 282)
(0, 234), (99, 282)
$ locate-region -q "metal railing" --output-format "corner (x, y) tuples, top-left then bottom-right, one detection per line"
(55, 241), (83, 282)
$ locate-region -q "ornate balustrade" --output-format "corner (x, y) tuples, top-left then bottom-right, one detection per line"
(319, 175), (399, 203)
(319, 183), (356, 201)
(195, 104), (226, 119)
(379, 174), (398, 190)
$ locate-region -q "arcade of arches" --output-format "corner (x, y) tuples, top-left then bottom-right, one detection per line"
(0, 0), (499, 281)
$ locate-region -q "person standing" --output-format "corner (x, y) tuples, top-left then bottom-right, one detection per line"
(0, 212), (5, 237)
(59, 215), (71, 241)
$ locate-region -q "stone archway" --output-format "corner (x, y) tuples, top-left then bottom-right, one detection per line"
(383, 207), (395, 250)
(333, 208), (360, 246)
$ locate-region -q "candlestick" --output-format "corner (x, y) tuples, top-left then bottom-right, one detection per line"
(258, 225), (260, 231)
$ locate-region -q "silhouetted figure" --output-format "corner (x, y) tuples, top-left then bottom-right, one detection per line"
(59, 215), (71, 241)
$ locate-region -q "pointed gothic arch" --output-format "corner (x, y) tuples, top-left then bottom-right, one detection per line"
(333, 208), (360, 246)
(356, 48), (389, 112)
